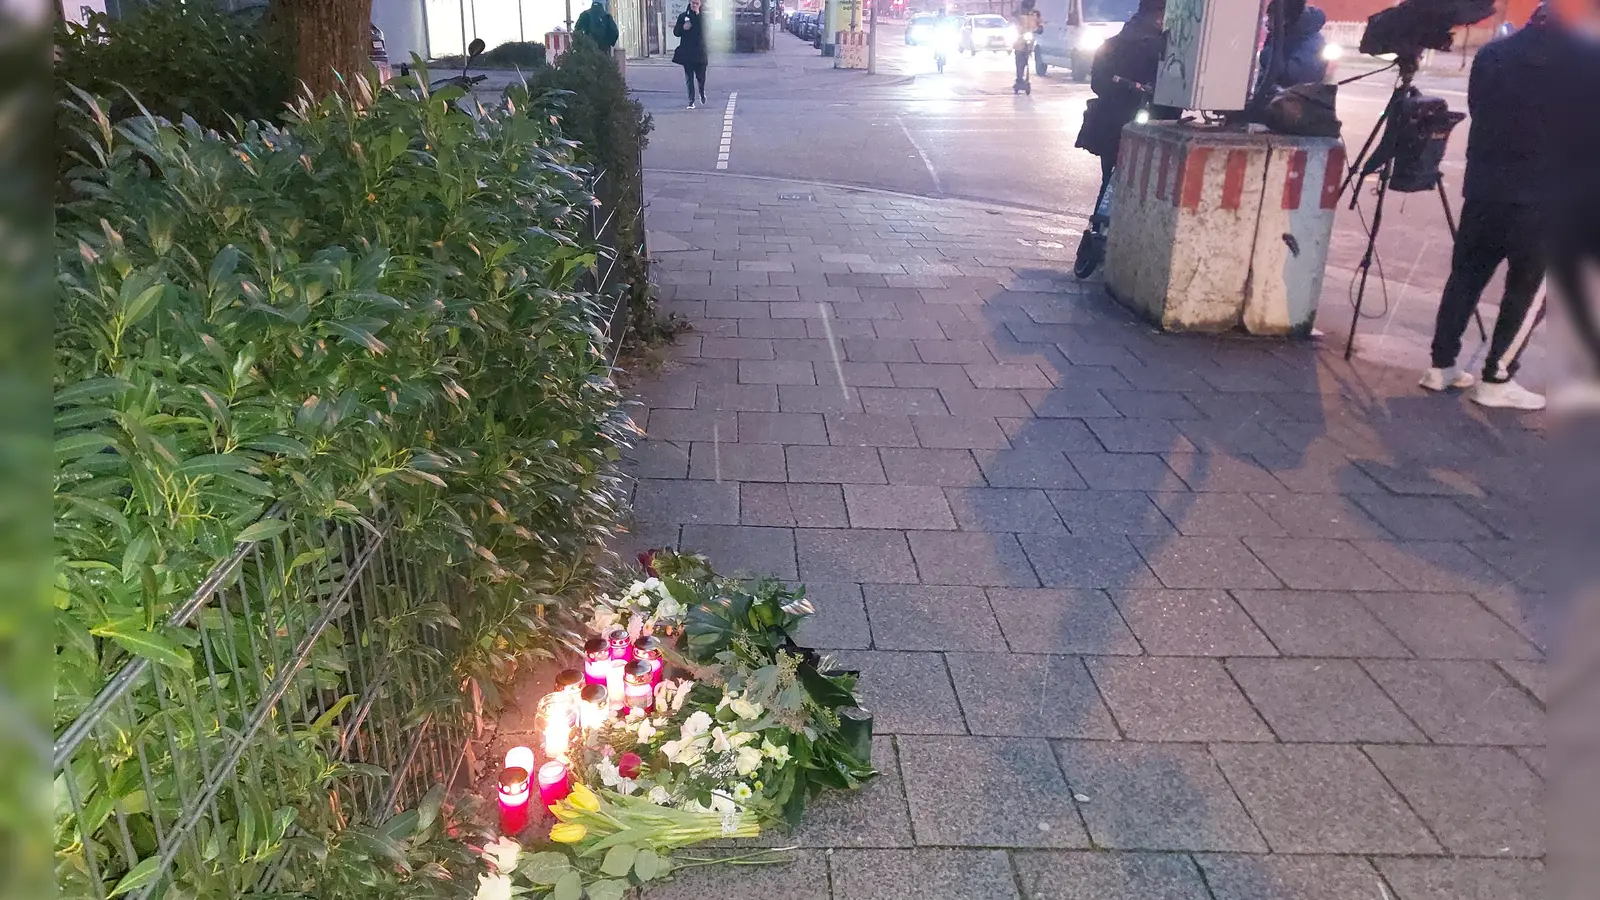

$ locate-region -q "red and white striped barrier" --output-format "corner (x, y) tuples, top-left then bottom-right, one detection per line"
(546, 31), (572, 61)
(1104, 124), (1343, 336)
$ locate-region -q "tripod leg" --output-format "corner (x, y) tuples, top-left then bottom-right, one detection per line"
(1436, 181), (1488, 342)
(1346, 161), (1394, 361)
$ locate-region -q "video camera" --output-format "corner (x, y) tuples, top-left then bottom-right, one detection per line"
(1358, 0), (1496, 62)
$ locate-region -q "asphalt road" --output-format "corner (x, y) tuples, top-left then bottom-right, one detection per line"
(630, 23), (1521, 372)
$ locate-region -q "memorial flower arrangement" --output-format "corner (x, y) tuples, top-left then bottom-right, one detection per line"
(481, 551), (875, 898)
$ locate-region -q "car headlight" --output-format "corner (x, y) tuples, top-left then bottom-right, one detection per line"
(1078, 32), (1107, 51)
(1321, 42), (1344, 61)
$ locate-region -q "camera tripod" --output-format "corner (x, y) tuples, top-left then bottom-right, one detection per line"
(1338, 56), (1485, 361)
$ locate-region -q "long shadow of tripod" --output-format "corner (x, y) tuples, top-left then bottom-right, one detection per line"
(1339, 54), (1486, 360)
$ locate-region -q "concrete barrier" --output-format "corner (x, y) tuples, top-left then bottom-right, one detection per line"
(1104, 123), (1343, 337)
(834, 30), (868, 69)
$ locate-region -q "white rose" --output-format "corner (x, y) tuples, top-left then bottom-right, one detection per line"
(475, 873), (512, 900)
(711, 727), (732, 753)
(636, 719), (658, 743)
(655, 593), (683, 621)
(709, 793), (737, 814)
(672, 680), (696, 712)
(735, 746), (764, 776)
(728, 697), (763, 720)
(481, 837), (520, 874)
(676, 743), (706, 767)
(648, 785), (672, 805)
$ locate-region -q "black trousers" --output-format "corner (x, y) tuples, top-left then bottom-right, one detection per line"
(1014, 47), (1030, 84)
(1548, 200), (1600, 376)
(682, 63), (707, 102)
(1429, 198), (1547, 383)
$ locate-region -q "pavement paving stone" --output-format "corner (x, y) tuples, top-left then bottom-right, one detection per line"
(1355, 592), (1541, 659)
(1164, 453), (1289, 493)
(1066, 452), (1188, 491)
(1351, 539), (1511, 594)
(1227, 658), (1425, 742)
(784, 735), (915, 848)
(1363, 745), (1544, 857)
(1018, 533), (1156, 589)
(1132, 536), (1282, 590)
(858, 386), (949, 416)
(1209, 743), (1441, 854)
(1051, 742), (1267, 852)
(1360, 659), (1544, 745)
(786, 446), (888, 484)
(976, 448), (1089, 490)
(1149, 493), (1287, 538)
(995, 416), (1103, 451)
(1353, 494), (1497, 542)
(740, 359), (818, 385)
(1495, 659), (1546, 704)
(690, 441), (788, 482)
(1046, 491), (1176, 536)
(1196, 854), (1387, 900)
(898, 735), (1091, 848)
(1247, 446), (1389, 494)
(796, 529), (919, 584)
(843, 338), (922, 364)
(938, 386), (1037, 419)
(906, 531), (1039, 587)
(740, 483), (849, 529)
(1463, 540), (1550, 593)
(645, 407), (738, 442)
(1374, 857), (1544, 900)
(1011, 851), (1213, 900)
(823, 413), (920, 448)
(1088, 419), (1199, 454)
(1240, 537), (1400, 591)
(700, 336), (777, 360)
(1086, 657), (1273, 741)
(879, 448), (987, 486)
(945, 653), (1119, 738)
(1110, 590), (1278, 656)
(622, 440), (691, 480)
(680, 525), (797, 580)
(944, 488), (1065, 533)
(1247, 491), (1390, 539)
(830, 849), (1018, 900)
(778, 383), (865, 414)
(916, 339), (997, 365)
(1099, 389), (1208, 420)
(843, 484), (958, 530)
(986, 588), (1144, 655)
(885, 362), (975, 390)
(733, 411), (828, 445)
(862, 584), (1008, 651)
(911, 415), (1012, 450)
(832, 651), (966, 735)
(642, 849), (829, 900)
(1021, 387), (1123, 419)
(697, 380), (782, 412)
(631, 479), (741, 525)
(791, 582), (870, 650)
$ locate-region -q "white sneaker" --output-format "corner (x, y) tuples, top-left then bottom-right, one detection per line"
(687, 102), (696, 109)
(1419, 367), (1476, 391)
(1471, 379), (1547, 411)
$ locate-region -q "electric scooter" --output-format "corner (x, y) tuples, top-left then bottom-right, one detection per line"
(1073, 76), (1151, 278)
(933, 22), (961, 74)
(1012, 31), (1035, 95)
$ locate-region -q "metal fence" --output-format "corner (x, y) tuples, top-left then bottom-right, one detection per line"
(584, 139), (648, 368)
(53, 508), (468, 900)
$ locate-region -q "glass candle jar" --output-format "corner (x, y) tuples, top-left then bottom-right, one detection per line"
(497, 766), (532, 835)
(583, 638), (610, 687)
(534, 694), (577, 763)
(623, 660), (655, 715)
(554, 668), (583, 695)
(579, 683), (609, 731)
(606, 627), (633, 661)
(537, 761), (571, 809)
(503, 745), (535, 776)
(632, 636), (664, 688)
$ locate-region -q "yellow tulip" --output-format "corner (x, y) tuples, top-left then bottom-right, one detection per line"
(549, 822), (587, 844)
(567, 782), (601, 812)
(550, 802), (583, 822)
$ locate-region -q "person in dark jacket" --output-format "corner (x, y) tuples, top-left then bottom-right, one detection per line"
(1419, 14), (1581, 410)
(576, 0), (621, 52)
(1252, 0), (1327, 103)
(672, 0), (709, 108)
(1074, 0), (1165, 210)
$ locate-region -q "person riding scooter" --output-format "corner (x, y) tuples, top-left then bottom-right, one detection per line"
(1012, 0), (1044, 92)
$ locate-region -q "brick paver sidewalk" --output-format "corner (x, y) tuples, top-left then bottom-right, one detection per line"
(623, 170), (1548, 900)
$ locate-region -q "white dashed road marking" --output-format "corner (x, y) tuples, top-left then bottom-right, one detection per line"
(717, 92), (737, 170)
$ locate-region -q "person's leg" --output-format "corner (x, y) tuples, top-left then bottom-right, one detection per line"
(1428, 198), (1508, 373)
(1480, 202), (1547, 384)
(683, 64), (696, 105)
(695, 64), (707, 103)
(1014, 48), (1028, 84)
(1090, 153), (1115, 226)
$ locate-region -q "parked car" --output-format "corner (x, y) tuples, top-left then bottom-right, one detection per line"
(1033, 0), (1138, 81)
(960, 14), (1013, 55)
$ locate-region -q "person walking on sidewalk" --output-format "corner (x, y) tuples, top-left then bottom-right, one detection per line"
(576, 0), (621, 52)
(673, 0), (709, 109)
(1419, 11), (1573, 411)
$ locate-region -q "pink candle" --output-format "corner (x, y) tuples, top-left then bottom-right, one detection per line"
(606, 627), (633, 661)
(623, 660), (655, 715)
(633, 636), (664, 688)
(537, 761), (571, 809)
(498, 767), (532, 835)
(583, 638), (610, 687)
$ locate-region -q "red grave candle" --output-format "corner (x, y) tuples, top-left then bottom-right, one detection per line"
(497, 766), (532, 835)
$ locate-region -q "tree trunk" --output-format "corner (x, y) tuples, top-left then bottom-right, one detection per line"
(275, 0), (375, 101)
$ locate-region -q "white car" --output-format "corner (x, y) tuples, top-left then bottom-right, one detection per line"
(961, 14), (1016, 55)
(1033, 0), (1138, 81)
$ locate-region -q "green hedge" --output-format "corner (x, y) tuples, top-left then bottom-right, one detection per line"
(54, 72), (633, 897)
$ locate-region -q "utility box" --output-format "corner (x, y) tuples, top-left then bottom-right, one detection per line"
(1104, 122), (1344, 337)
(1156, 0), (1263, 111)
